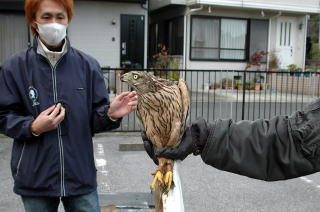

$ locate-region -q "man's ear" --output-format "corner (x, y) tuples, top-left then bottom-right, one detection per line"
(30, 22), (38, 35)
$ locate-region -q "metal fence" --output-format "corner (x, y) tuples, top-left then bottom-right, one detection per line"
(102, 67), (320, 132)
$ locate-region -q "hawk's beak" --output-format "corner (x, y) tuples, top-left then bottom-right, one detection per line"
(120, 73), (128, 82)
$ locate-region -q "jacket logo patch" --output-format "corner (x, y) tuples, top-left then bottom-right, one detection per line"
(29, 86), (40, 106)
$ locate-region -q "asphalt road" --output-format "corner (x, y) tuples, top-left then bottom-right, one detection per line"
(2, 133), (320, 212)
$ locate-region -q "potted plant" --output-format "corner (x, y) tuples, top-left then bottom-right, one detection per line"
(209, 83), (218, 90)
(152, 44), (170, 69)
(244, 82), (254, 90)
(255, 82), (261, 90)
(235, 82), (243, 90)
(245, 50), (268, 71)
(268, 52), (279, 72)
(287, 64), (302, 76)
(303, 68), (315, 77)
(221, 78), (234, 89)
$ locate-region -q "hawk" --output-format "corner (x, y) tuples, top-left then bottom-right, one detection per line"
(121, 71), (190, 211)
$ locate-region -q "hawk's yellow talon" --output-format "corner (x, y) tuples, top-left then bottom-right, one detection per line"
(164, 170), (173, 191)
(150, 170), (163, 190)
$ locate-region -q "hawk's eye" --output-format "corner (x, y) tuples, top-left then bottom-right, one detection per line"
(133, 74), (139, 80)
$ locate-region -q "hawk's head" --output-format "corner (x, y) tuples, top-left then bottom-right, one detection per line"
(121, 71), (160, 94)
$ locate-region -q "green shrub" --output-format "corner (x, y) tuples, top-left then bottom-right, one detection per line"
(287, 64), (302, 72)
(311, 43), (320, 60)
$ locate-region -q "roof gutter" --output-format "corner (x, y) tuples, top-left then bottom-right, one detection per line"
(187, 1), (320, 14)
(188, 5), (204, 13)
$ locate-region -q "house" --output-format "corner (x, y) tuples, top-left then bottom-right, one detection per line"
(69, 0), (148, 69)
(149, 0), (320, 71)
(1, 0), (319, 89)
(0, 0), (148, 69)
(0, 0), (148, 90)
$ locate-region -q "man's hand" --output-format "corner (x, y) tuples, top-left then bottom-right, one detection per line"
(108, 91), (138, 119)
(31, 103), (65, 135)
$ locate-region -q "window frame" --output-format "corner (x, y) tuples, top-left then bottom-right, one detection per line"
(190, 15), (252, 62)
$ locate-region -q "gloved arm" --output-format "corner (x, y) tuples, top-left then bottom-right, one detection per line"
(142, 118), (210, 162)
(201, 113), (320, 181)
(141, 131), (159, 165)
(143, 98), (320, 181)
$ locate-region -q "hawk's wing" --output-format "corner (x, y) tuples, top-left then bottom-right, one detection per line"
(177, 79), (190, 143)
(136, 109), (144, 131)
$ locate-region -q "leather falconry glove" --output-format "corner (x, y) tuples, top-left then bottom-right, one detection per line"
(142, 118), (209, 163)
(141, 131), (159, 165)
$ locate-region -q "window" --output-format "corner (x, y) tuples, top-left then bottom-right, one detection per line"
(149, 17), (184, 58)
(279, 21), (291, 47)
(220, 19), (247, 60)
(191, 17), (220, 59)
(190, 16), (269, 61)
(249, 20), (269, 62)
(167, 17), (184, 55)
(149, 23), (158, 57)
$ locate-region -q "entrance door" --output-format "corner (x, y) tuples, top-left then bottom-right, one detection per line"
(276, 17), (296, 69)
(120, 15), (145, 68)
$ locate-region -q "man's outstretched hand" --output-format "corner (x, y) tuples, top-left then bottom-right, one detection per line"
(108, 91), (138, 119)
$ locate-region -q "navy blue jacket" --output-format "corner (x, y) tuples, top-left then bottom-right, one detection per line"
(0, 39), (121, 197)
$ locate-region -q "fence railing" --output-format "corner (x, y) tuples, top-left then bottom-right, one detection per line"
(102, 67), (320, 132)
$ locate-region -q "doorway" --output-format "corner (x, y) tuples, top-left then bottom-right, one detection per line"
(276, 17), (296, 69)
(120, 14), (145, 69)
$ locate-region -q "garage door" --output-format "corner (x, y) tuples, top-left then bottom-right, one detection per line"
(0, 13), (28, 65)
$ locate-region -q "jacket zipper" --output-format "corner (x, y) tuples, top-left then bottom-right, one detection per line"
(15, 142), (26, 177)
(43, 54), (66, 197)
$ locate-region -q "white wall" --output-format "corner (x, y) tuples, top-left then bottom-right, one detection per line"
(294, 16), (307, 67)
(68, 1), (148, 68)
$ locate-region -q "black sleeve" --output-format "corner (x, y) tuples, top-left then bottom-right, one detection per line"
(201, 99), (320, 181)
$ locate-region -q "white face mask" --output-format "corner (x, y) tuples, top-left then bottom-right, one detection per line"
(37, 23), (67, 46)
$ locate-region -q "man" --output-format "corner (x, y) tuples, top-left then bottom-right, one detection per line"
(143, 98), (320, 181)
(0, 0), (137, 211)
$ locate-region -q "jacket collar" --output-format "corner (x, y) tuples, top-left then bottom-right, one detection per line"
(32, 37), (71, 54)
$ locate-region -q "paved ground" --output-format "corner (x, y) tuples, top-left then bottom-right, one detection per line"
(0, 136), (24, 212)
(2, 132), (320, 212)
